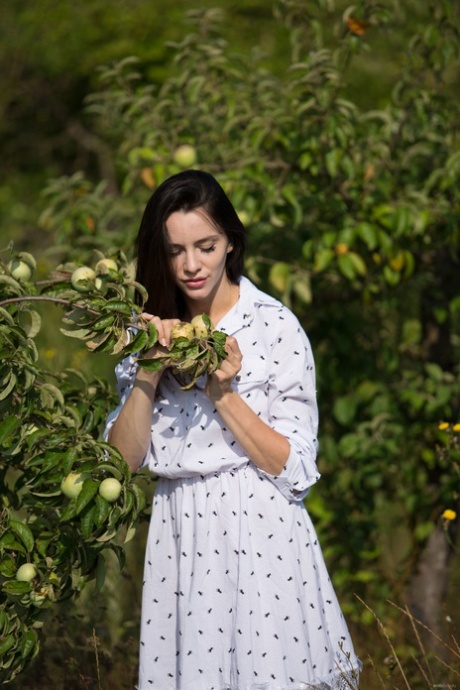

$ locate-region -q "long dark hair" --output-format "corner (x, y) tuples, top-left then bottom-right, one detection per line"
(135, 170), (246, 318)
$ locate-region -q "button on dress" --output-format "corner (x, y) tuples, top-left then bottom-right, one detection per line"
(105, 277), (361, 690)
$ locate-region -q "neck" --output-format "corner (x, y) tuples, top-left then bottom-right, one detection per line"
(185, 280), (240, 325)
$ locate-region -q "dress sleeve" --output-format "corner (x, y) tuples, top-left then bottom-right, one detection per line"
(103, 355), (138, 439)
(256, 310), (320, 502)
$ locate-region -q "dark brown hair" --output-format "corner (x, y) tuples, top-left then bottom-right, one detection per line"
(135, 170), (246, 318)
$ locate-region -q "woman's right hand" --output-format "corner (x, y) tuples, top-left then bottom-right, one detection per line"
(139, 313), (181, 357)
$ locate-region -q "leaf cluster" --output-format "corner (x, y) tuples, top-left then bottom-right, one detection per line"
(0, 254), (153, 683)
(139, 315), (228, 390)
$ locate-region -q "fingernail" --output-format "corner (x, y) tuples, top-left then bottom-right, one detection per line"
(161, 338), (167, 347)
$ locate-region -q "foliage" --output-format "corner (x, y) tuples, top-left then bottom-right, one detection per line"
(36, 0), (460, 613)
(0, 254), (150, 683)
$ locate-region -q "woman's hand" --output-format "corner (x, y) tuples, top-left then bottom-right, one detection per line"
(139, 313), (181, 353)
(135, 314), (181, 385)
(205, 335), (242, 401)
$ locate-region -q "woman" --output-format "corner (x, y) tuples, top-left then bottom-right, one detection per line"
(105, 170), (361, 690)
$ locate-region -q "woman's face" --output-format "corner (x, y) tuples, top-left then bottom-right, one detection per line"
(165, 208), (233, 308)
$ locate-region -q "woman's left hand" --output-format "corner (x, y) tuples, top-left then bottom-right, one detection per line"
(205, 335), (242, 401)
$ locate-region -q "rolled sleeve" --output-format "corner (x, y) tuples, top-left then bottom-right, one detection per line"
(256, 312), (320, 502)
(103, 355), (138, 441)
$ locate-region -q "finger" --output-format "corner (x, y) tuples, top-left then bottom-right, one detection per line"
(161, 319), (181, 346)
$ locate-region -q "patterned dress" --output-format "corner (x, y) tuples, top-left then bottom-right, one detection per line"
(105, 277), (361, 690)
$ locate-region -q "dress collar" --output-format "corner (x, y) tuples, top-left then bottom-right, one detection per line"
(215, 276), (273, 335)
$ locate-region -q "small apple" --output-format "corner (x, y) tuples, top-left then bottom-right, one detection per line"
(335, 243), (349, 256)
(30, 586), (51, 607)
(16, 563), (37, 582)
(99, 477), (122, 503)
(8, 259), (33, 282)
(61, 472), (88, 499)
(170, 321), (195, 342)
(173, 144), (197, 168)
(95, 258), (118, 274)
(71, 266), (96, 292)
(191, 314), (211, 339)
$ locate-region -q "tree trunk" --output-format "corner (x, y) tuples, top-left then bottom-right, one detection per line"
(406, 524), (453, 656)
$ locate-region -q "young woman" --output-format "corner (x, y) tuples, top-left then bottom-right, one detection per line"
(105, 170), (361, 690)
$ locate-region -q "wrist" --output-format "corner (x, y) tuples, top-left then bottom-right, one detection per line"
(135, 365), (162, 388)
(210, 386), (235, 406)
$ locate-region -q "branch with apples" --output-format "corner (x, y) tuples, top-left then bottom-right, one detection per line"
(0, 248), (227, 683)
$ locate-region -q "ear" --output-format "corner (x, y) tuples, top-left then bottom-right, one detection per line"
(226, 242), (234, 254)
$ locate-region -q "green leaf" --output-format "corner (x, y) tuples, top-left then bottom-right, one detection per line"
(17, 310), (42, 338)
(80, 505), (96, 540)
(0, 634), (15, 656)
(0, 373), (17, 401)
(337, 254), (356, 281)
(356, 222), (378, 250)
(94, 494), (111, 528)
(137, 358), (165, 372)
(20, 629), (39, 660)
(2, 580), (31, 595)
(75, 479), (100, 515)
(347, 251), (367, 277)
(313, 248), (335, 273)
(0, 415), (21, 445)
(123, 328), (148, 355)
(333, 395), (357, 426)
(9, 520), (34, 553)
(129, 483), (147, 515)
(269, 262), (291, 292)
(93, 554), (106, 595)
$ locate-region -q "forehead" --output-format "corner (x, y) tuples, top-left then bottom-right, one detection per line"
(166, 209), (224, 244)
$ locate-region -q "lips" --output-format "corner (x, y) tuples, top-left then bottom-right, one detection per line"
(183, 277), (207, 289)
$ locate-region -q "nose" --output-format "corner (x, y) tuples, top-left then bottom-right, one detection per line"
(183, 249), (200, 274)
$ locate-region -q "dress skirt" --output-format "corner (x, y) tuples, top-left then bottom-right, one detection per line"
(138, 462), (360, 690)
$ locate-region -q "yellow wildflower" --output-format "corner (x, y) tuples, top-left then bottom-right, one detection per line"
(452, 423), (460, 433)
(442, 509), (457, 521)
(438, 422), (449, 431)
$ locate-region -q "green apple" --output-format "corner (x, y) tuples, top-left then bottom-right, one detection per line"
(30, 586), (51, 607)
(191, 314), (211, 339)
(173, 144), (197, 168)
(70, 266), (96, 292)
(99, 477), (122, 503)
(170, 321), (195, 342)
(95, 258), (118, 274)
(16, 563), (37, 582)
(61, 472), (88, 499)
(8, 259), (33, 282)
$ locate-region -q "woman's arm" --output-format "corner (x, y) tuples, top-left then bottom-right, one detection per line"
(205, 336), (290, 476)
(107, 315), (179, 472)
(107, 367), (161, 472)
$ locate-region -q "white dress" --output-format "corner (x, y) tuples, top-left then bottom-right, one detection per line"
(105, 277), (361, 690)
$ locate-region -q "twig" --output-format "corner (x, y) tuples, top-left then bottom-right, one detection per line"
(0, 294), (143, 331)
(355, 595), (412, 690)
(405, 603), (433, 683)
(387, 600), (460, 660)
(0, 295), (99, 315)
(93, 628), (102, 690)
